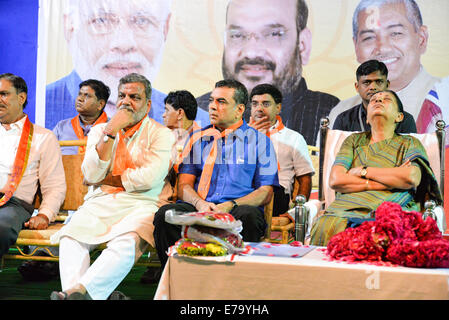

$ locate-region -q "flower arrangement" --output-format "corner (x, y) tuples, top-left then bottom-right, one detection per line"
(327, 202), (449, 268)
(166, 211), (245, 257)
(176, 239), (227, 256)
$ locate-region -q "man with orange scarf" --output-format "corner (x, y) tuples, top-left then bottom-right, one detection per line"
(52, 79), (110, 155)
(0, 73), (66, 260)
(153, 79), (280, 272)
(50, 73), (174, 300)
(249, 84), (314, 216)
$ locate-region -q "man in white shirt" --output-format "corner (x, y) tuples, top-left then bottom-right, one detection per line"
(50, 73), (174, 300)
(249, 83), (314, 216)
(0, 73), (66, 260)
(327, 0), (442, 133)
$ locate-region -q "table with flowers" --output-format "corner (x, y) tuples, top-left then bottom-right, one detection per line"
(154, 244), (449, 300)
(154, 203), (449, 300)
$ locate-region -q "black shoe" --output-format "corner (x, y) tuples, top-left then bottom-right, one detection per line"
(140, 266), (162, 284)
(108, 291), (131, 300)
(18, 260), (59, 281)
(50, 291), (92, 300)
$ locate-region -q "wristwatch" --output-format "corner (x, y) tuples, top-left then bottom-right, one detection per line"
(360, 166), (368, 179)
(230, 199), (238, 211)
(103, 133), (116, 143)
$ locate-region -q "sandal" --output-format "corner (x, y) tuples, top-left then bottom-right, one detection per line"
(50, 291), (68, 300)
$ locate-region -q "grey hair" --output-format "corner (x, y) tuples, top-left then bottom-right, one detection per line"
(118, 73), (152, 101)
(352, 0), (423, 40)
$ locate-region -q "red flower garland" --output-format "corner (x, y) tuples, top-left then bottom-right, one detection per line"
(326, 202), (449, 268)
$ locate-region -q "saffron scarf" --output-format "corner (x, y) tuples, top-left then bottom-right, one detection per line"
(0, 116), (34, 206)
(70, 111), (108, 154)
(173, 121), (201, 174)
(267, 115), (285, 137)
(179, 120), (243, 199)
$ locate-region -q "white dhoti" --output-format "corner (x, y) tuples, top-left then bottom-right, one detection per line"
(50, 117), (175, 300)
(59, 233), (136, 300)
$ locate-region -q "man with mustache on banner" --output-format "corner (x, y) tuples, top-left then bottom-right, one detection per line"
(0, 73), (66, 261)
(153, 79), (280, 274)
(45, 0), (210, 131)
(50, 73), (175, 300)
(196, 0), (340, 146)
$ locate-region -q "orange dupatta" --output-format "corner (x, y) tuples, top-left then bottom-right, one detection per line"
(0, 116), (34, 206)
(267, 115), (285, 137)
(100, 117), (145, 194)
(178, 120), (243, 199)
(71, 111), (108, 154)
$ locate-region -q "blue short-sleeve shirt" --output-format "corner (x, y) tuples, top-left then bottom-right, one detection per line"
(179, 120), (279, 204)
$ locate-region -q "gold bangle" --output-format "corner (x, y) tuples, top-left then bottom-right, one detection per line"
(365, 178), (369, 191)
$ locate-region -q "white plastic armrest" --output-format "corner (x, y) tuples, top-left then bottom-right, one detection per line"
(434, 205), (447, 234)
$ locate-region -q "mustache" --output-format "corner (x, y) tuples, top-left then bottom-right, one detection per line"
(119, 105), (135, 113)
(234, 57), (276, 73)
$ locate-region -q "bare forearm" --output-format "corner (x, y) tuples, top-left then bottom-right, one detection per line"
(332, 176), (388, 193)
(295, 174), (312, 200)
(232, 185), (273, 207)
(330, 166), (389, 193)
(178, 183), (204, 209)
(365, 166), (421, 189)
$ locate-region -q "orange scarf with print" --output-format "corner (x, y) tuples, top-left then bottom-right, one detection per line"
(71, 111), (108, 154)
(179, 120), (243, 199)
(0, 116), (34, 206)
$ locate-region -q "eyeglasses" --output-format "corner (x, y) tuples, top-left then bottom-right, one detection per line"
(251, 101), (274, 108)
(87, 13), (163, 36)
(225, 27), (289, 47)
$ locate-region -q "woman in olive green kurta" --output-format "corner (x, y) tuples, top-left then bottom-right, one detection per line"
(311, 90), (442, 246)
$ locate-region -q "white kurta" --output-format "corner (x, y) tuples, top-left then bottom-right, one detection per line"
(268, 123), (315, 196)
(50, 117), (175, 247)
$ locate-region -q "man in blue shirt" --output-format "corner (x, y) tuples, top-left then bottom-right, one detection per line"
(153, 79), (279, 270)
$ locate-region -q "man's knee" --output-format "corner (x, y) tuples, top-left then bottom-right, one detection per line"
(154, 203), (178, 227)
(0, 225), (18, 256)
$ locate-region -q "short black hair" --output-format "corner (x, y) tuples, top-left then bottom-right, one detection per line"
(0, 73), (28, 108)
(356, 60), (388, 81)
(164, 90), (198, 121)
(215, 79), (248, 105)
(79, 79), (110, 103)
(250, 83), (283, 104)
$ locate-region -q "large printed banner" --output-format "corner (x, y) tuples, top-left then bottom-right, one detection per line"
(1, 0), (449, 226)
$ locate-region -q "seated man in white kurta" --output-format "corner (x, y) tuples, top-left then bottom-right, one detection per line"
(50, 73), (175, 300)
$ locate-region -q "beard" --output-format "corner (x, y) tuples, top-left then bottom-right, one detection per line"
(69, 38), (164, 117)
(222, 44), (303, 96)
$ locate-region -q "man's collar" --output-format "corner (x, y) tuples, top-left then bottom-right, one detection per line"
(203, 119), (248, 141)
(1, 114), (27, 131)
